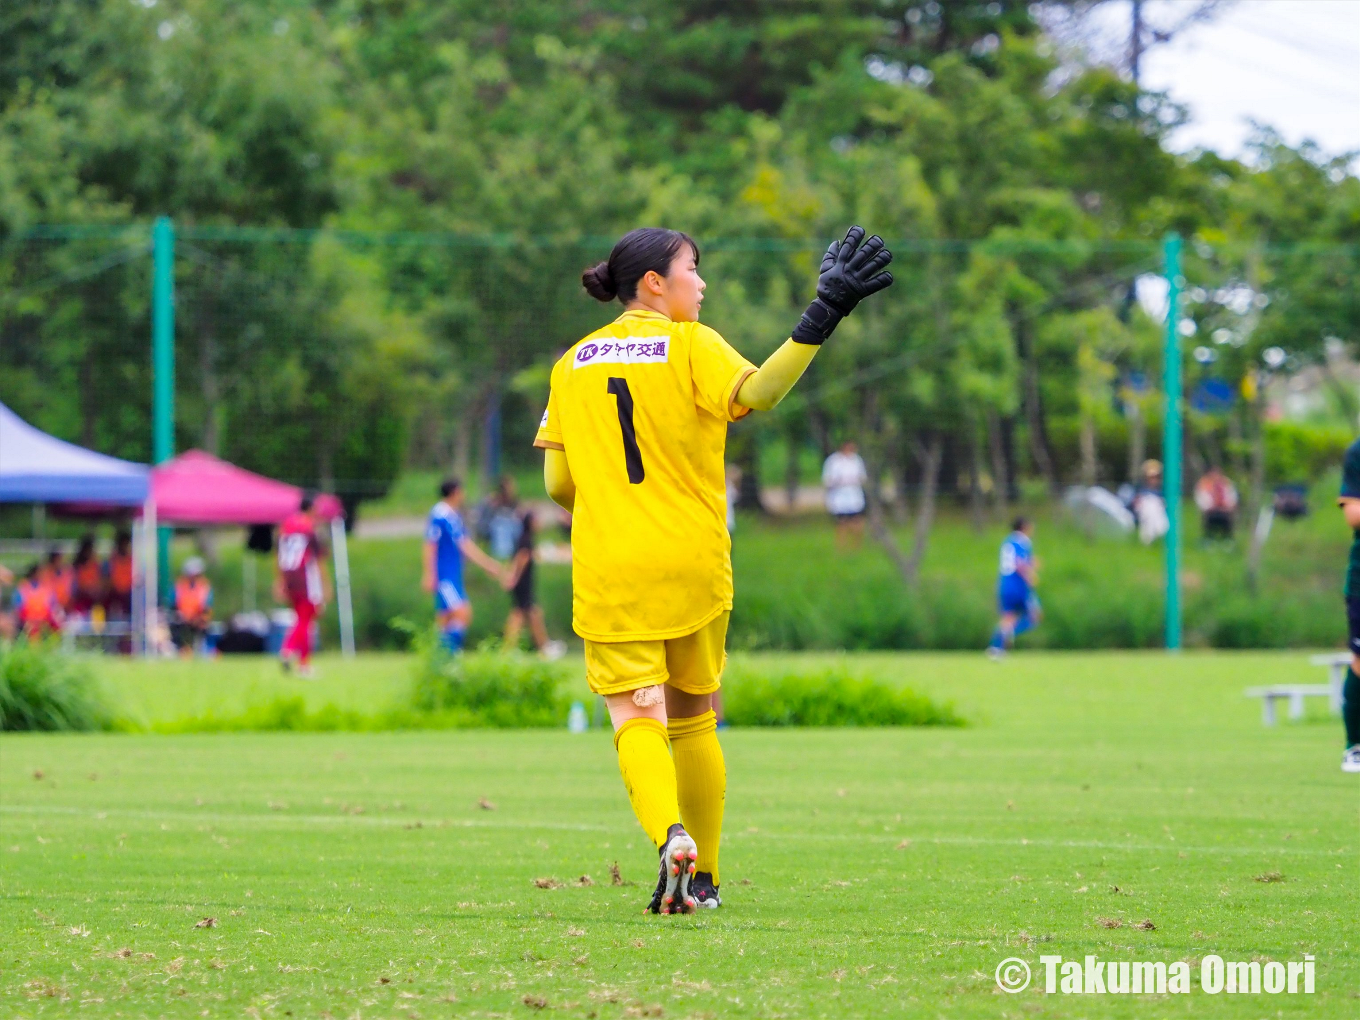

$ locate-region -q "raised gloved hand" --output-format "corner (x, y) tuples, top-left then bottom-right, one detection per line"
(791, 225), (895, 345)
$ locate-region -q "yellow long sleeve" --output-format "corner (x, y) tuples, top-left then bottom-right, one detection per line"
(544, 447), (576, 513)
(734, 339), (819, 411)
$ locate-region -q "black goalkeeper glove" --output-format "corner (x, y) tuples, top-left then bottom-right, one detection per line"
(791, 225), (895, 345)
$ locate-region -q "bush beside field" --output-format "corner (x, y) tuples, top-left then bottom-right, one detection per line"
(723, 666), (962, 727)
(0, 641), (110, 731)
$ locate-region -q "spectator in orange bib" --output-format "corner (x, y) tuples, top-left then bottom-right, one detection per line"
(70, 535), (104, 616)
(15, 563), (63, 638)
(44, 548), (74, 612)
(172, 557), (214, 655)
(105, 531), (134, 619)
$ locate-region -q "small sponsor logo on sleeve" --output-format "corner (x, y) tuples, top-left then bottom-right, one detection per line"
(540, 409), (549, 428)
(573, 337), (669, 368)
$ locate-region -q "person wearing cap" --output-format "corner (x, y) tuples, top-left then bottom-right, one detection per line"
(172, 557), (214, 655)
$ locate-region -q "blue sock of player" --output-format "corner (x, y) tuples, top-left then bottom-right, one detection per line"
(988, 625), (1007, 651)
(440, 626), (465, 653)
(1012, 614), (1034, 639)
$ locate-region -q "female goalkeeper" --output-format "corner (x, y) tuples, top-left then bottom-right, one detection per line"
(534, 225), (893, 913)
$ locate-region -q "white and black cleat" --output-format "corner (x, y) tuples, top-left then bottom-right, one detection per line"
(690, 871), (721, 908)
(646, 825), (698, 915)
(1343, 746), (1360, 773)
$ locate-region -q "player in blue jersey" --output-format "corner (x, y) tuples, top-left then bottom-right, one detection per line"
(987, 517), (1041, 659)
(422, 478), (506, 651)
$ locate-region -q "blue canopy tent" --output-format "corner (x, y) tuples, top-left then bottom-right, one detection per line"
(0, 402), (149, 504)
(0, 402), (154, 652)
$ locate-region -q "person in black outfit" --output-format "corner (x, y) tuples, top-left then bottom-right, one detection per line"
(499, 483), (565, 659)
(1335, 439), (1360, 773)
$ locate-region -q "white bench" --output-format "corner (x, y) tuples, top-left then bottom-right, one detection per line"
(1245, 653), (1347, 725)
(61, 619), (134, 654)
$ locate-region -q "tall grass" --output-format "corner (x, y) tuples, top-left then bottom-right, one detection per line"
(0, 641), (109, 731)
(410, 636), (568, 728)
(158, 633), (570, 733)
(723, 665), (963, 727)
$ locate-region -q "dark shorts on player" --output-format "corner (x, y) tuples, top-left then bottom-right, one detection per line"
(1346, 597), (1360, 656)
(510, 563), (536, 612)
(832, 510), (865, 521)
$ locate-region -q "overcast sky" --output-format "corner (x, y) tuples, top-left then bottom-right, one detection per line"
(1083, 0), (1360, 163)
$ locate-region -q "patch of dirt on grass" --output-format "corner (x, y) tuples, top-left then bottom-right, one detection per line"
(25, 980), (69, 1000)
(1254, 871), (1284, 883)
(533, 877), (563, 890)
(1097, 917), (1122, 929)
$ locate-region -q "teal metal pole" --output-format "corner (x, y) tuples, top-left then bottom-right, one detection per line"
(1162, 232), (1182, 650)
(152, 217), (175, 603)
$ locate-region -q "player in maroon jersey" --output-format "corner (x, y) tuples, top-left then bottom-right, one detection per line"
(273, 494), (330, 677)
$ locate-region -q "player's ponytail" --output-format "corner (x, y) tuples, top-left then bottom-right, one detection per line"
(581, 227), (699, 304)
(581, 261), (618, 302)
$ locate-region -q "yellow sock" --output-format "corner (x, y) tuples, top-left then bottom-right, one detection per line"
(614, 717), (680, 849)
(668, 710), (725, 884)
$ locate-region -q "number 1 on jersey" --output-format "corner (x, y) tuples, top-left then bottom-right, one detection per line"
(607, 377), (645, 484)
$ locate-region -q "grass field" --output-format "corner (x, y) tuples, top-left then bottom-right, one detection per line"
(2, 650), (1357, 1018)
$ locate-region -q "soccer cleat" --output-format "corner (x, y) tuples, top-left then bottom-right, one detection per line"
(986, 646), (1004, 661)
(690, 871), (721, 909)
(646, 827), (698, 915)
(1343, 746), (1360, 773)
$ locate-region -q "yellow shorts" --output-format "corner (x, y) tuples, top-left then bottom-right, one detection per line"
(584, 612), (729, 697)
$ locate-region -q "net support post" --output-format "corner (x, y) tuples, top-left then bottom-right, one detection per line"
(1162, 232), (1182, 651)
(152, 216), (175, 604)
(330, 514), (356, 658)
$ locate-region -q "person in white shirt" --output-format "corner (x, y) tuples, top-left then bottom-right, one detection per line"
(823, 441), (868, 548)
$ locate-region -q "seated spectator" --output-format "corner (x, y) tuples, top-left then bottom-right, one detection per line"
(1195, 466), (1239, 541)
(70, 535), (103, 616)
(172, 558), (214, 655)
(45, 547), (74, 613)
(15, 563), (63, 639)
(105, 531), (134, 619)
(0, 564), (14, 639)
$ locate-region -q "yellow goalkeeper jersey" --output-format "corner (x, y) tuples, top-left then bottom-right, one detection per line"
(535, 308), (756, 642)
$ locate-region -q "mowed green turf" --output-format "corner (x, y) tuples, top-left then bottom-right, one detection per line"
(1, 652), (1357, 1018)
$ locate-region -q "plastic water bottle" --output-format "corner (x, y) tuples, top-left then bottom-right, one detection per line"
(567, 701), (588, 733)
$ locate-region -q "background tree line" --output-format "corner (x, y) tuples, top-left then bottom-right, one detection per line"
(0, 0), (1356, 559)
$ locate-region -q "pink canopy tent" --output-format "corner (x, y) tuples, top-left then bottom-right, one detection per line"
(149, 450), (341, 525)
(147, 450), (352, 656)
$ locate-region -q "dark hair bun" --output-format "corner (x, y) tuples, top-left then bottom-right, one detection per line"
(581, 260), (617, 302)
